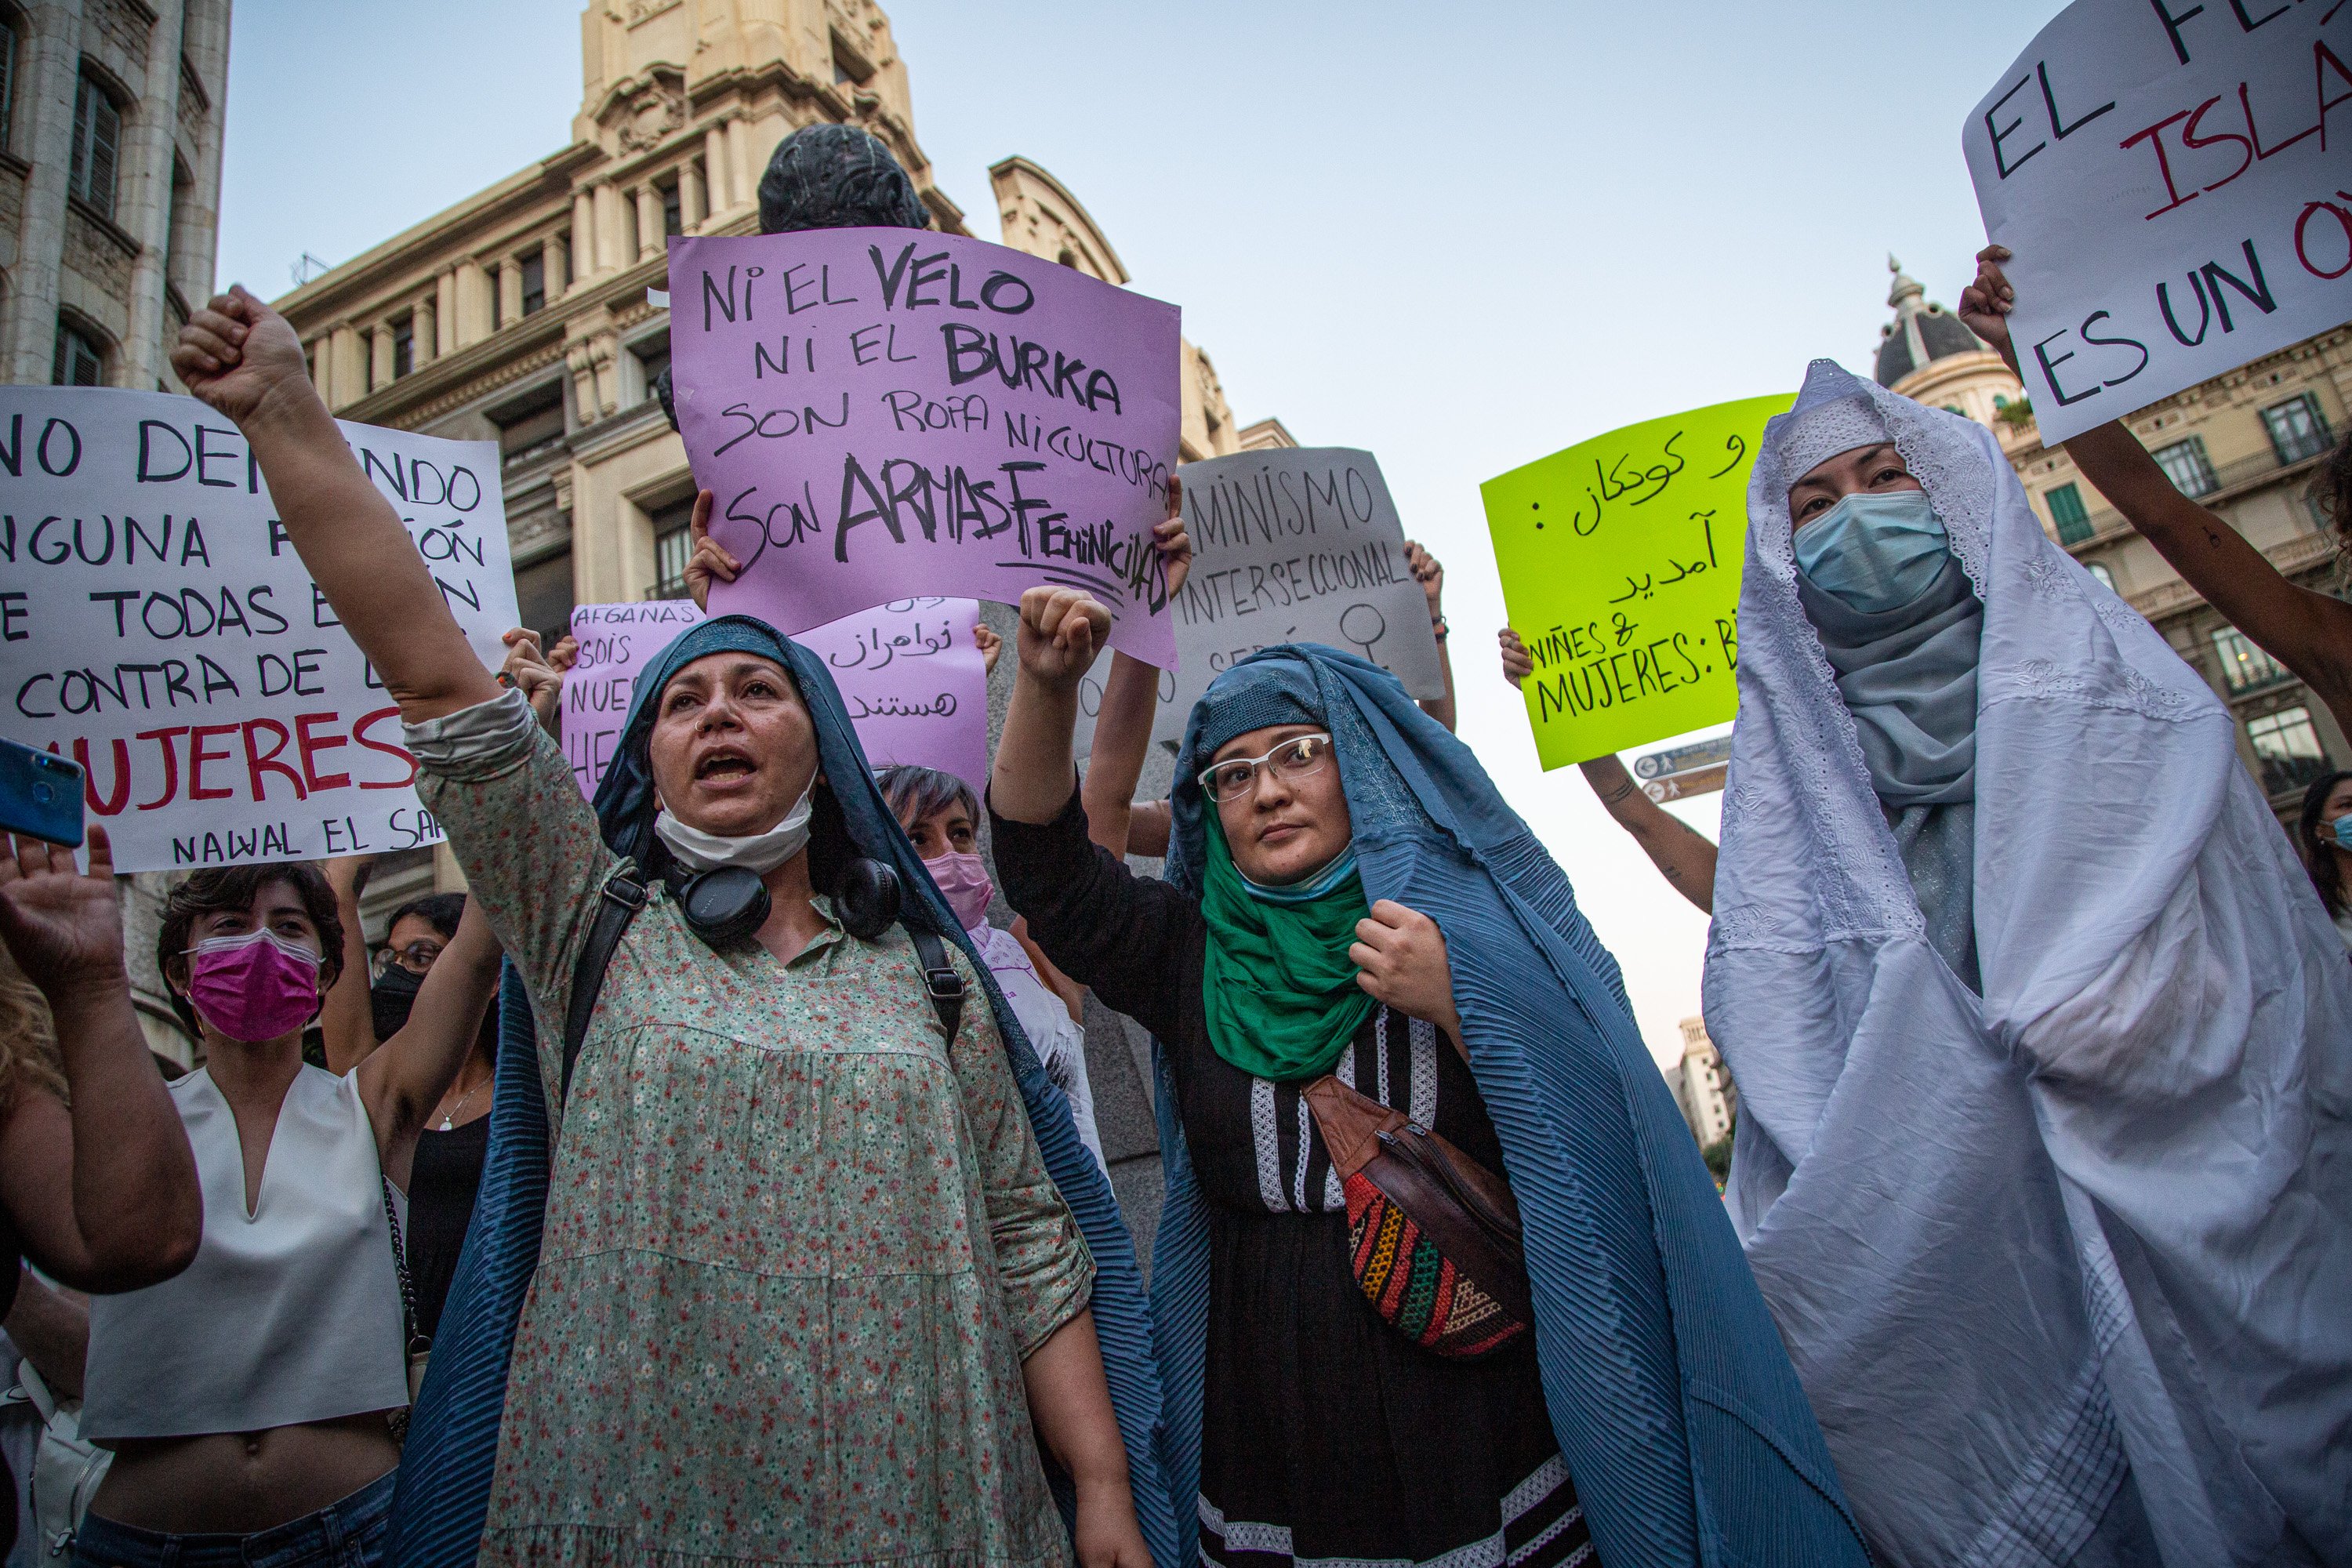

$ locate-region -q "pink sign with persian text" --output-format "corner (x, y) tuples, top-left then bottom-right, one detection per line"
(666, 228), (1183, 668)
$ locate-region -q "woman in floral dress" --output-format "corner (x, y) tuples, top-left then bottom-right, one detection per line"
(172, 286), (1156, 1568)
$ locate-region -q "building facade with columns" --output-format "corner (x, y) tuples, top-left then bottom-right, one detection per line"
(1, 0), (232, 1064)
(0, 0), (228, 391)
(278, 0), (1270, 654)
(271, 5), (1283, 1225)
(1870, 259), (2350, 825)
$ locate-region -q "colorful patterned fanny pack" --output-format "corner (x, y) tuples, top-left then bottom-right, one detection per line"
(1303, 1073), (1533, 1359)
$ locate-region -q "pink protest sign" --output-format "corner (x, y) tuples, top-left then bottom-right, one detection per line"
(565, 598), (989, 799)
(564, 602), (706, 797)
(794, 597), (989, 789)
(666, 229), (1183, 669)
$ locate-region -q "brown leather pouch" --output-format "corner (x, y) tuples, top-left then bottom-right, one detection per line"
(1302, 1073), (1534, 1356)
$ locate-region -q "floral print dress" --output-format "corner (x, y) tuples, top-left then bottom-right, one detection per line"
(419, 725), (1092, 1568)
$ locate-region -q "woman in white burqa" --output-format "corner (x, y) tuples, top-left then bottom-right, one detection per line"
(1704, 360), (2352, 1567)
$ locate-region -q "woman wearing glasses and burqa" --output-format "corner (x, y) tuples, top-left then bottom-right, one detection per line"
(988, 590), (1873, 1568)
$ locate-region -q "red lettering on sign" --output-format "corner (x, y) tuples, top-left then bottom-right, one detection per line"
(187, 724), (237, 801)
(296, 712), (351, 791)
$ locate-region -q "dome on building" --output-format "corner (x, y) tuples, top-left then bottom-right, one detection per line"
(1875, 256), (1989, 387)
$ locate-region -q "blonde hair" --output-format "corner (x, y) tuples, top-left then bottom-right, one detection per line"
(0, 945), (67, 1114)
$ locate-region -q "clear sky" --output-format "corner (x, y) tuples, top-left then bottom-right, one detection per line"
(217, 0), (2065, 1065)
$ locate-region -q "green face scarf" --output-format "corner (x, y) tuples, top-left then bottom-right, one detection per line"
(1200, 813), (1377, 1081)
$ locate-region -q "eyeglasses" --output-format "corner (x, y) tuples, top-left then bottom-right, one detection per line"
(378, 939), (445, 976)
(1197, 732), (1334, 804)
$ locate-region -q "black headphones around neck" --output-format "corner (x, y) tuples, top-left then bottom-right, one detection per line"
(663, 857), (904, 948)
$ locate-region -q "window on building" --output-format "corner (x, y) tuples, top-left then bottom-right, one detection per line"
(0, 11), (20, 154)
(521, 250), (546, 317)
(2045, 481), (2093, 545)
(67, 71), (121, 221)
(391, 314), (413, 379)
(2246, 706), (2332, 796)
(52, 321), (103, 385)
(2212, 626), (2289, 693)
(2153, 434), (2218, 498)
(490, 382), (564, 459)
(2261, 394), (2333, 466)
(649, 495), (695, 599)
(2085, 560), (2115, 592)
(660, 181), (682, 240)
(513, 548), (575, 656)
(631, 332), (670, 407)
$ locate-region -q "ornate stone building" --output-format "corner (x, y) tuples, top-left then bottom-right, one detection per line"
(271, 2), (1284, 1232)
(0, 0), (232, 1063)
(1871, 260), (2350, 823)
(0, 0), (227, 390)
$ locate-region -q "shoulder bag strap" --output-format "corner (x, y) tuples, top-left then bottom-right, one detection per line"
(905, 925), (966, 1041)
(561, 866), (649, 1101)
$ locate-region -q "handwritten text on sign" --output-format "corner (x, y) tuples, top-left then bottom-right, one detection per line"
(669, 229), (1183, 667)
(0, 387), (516, 872)
(1480, 394), (1791, 770)
(1073, 447), (1445, 748)
(1962, 0), (2350, 445)
(564, 597), (989, 798)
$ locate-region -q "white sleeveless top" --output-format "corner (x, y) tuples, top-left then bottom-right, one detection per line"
(82, 1065), (411, 1440)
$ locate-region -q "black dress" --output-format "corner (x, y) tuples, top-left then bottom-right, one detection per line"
(405, 1112), (489, 1341)
(995, 794), (1593, 1568)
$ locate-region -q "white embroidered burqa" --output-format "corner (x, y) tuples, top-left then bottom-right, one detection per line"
(1704, 360), (2352, 1567)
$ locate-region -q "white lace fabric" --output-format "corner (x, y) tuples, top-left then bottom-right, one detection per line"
(1705, 360), (2352, 1566)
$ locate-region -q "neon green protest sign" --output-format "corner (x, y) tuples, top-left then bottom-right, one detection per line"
(1481, 393), (1791, 770)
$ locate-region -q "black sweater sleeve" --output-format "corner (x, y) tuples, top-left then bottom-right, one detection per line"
(989, 786), (1201, 1047)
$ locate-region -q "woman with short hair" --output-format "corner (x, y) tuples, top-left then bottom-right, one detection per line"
(70, 857), (496, 1566)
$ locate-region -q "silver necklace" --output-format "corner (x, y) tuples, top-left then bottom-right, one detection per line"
(436, 1076), (488, 1131)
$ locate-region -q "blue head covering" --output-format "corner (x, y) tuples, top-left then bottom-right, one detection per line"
(1152, 646), (1871, 1568)
(387, 617), (1182, 1568)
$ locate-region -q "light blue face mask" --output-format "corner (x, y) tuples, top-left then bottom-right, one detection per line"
(2331, 814), (2352, 851)
(1793, 489), (1951, 615)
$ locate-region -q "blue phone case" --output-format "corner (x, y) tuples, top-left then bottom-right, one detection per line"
(0, 738), (86, 848)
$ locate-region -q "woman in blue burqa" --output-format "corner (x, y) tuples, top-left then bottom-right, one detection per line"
(987, 586), (1872, 1568)
(1706, 360), (2352, 1566)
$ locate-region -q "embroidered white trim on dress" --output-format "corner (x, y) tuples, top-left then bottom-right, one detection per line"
(1251, 1078), (1288, 1214)
(1375, 1009), (1392, 1105)
(1196, 1453), (1576, 1568)
(1294, 1092), (1312, 1212)
(1409, 1017), (1438, 1128)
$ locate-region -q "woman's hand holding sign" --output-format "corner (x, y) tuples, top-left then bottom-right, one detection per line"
(1962, 244), (2352, 739)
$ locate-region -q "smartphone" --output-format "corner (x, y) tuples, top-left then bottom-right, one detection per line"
(0, 738), (85, 848)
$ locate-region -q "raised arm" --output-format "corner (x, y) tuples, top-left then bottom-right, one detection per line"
(1404, 541), (1457, 734)
(1961, 246), (2352, 732)
(358, 894), (503, 1187)
(0, 829), (200, 1292)
(319, 854), (379, 1074)
(1080, 476), (1191, 855)
(1501, 629), (1715, 913)
(172, 288), (498, 723)
(993, 587), (1112, 826)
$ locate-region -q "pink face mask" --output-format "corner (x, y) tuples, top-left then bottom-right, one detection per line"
(183, 927), (321, 1044)
(924, 851), (995, 932)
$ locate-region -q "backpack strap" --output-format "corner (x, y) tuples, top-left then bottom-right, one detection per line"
(905, 925), (966, 1041)
(561, 866), (648, 1101)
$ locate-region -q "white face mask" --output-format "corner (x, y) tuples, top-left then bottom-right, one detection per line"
(655, 780), (816, 875)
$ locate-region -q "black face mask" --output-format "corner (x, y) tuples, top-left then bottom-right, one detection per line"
(371, 964), (423, 1042)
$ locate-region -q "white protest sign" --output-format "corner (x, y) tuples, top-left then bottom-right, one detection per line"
(1962, 0), (2350, 445)
(1073, 447), (1443, 750)
(0, 387), (516, 872)
(564, 597), (989, 799)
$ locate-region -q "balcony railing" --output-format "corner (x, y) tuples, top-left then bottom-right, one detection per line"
(2270, 422), (2337, 465)
(2064, 433), (2339, 550)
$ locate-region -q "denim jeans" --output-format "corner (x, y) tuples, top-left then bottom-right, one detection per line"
(71, 1469), (393, 1568)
